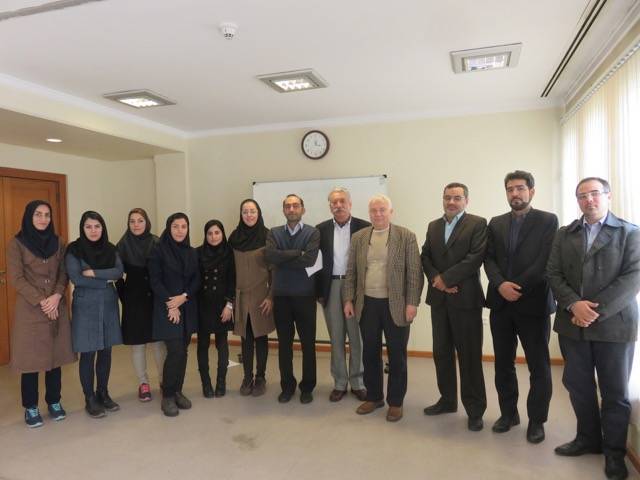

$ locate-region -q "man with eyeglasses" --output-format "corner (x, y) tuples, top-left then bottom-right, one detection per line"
(484, 171), (558, 444)
(547, 177), (640, 480)
(265, 194), (321, 404)
(421, 182), (488, 431)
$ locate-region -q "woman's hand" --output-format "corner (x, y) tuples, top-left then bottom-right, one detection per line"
(259, 298), (273, 315)
(40, 293), (62, 315)
(220, 304), (233, 323)
(166, 294), (187, 310)
(82, 269), (96, 278)
(168, 307), (181, 324)
(46, 308), (59, 321)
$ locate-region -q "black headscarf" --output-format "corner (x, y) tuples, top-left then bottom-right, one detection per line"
(117, 208), (159, 267)
(198, 220), (232, 271)
(66, 211), (117, 269)
(15, 200), (59, 259)
(228, 199), (269, 252)
(157, 212), (197, 274)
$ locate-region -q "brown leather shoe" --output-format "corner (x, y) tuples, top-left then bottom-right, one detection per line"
(329, 389), (347, 402)
(356, 400), (385, 415)
(350, 388), (367, 401)
(386, 406), (403, 422)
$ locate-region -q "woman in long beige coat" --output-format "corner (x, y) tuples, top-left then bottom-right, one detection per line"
(7, 200), (76, 428)
(228, 199), (275, 397)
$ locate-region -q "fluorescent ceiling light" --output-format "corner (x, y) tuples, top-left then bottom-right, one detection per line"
(450, 43), (522, 73)
(257, 69), (327, 93)
(46, 138), (62, 143)
(103, 89), (175, 108)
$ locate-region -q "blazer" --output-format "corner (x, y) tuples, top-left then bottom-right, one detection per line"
(342, 224), (424, 327)
(315, 216), (370, 304)
(546, 212), (640, 342)
(484, 208), (558, 316)
(421, 212), (487, 309)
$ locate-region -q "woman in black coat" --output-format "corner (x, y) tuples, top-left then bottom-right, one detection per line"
(116, 208), (165, 402)
(196, 220), (235, 398)
(148, 212), (200, 417)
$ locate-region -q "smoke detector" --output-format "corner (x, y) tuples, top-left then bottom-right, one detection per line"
(219, 22), (238, 40)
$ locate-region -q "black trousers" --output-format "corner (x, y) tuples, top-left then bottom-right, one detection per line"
(274, 296), (317, 394)
(559, 335), (635, 457)
(197, 330), (229, 384)
(21, 367), (62, 408)
(431, 304), (486, 418)
(163, 336), (191, 398)
(360, 296), (410, 407)
(490, 307), (552, 423)
(79, 348), (112, 399)
(241, 316), (268, 380)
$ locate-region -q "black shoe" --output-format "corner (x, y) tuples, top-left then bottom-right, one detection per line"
(214, 382), (226, 397)
(161, 397), (179, 417)
(492, 412), (520, 433)
(300, 392), (313, 404)
(554, 439), (603, 456)
(240, 377), (253, 396)
(526, 421), (545, 444)
(278, 391), (294, 403)
(605, 456), (628, 480)
(202, 383), (214, 398)
(423, 400), (457, 416)
(174, 392), (192, 409)
(85, 395), (106, 418)
(252, 377), (266, 397)
(468, 417), (483, 431)
(95, 391), (119, 412)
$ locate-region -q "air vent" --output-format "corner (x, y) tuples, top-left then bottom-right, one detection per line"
(257, 69), (328, 93)
(0, 0), (104, 22)
(103, 90), (175, 109)
(450, 43), (522, 73)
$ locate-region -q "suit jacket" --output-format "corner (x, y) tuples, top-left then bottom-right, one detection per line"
(315, 216), (370, 304)
(546, 212), (640, 342)
(484, 208), (558, 316)
(421, 212), (487, 309)
(342, 224), (424, 327)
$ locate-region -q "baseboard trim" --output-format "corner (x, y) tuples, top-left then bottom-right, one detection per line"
(628, 446), (640, 474)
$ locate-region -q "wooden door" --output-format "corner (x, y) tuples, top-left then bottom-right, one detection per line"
(0, 167), (68, 365)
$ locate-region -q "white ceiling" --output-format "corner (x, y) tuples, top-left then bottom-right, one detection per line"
(0, 0), (638, 136)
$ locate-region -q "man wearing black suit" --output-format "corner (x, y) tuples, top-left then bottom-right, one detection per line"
(484, 171), (558, 444)
(316, 188), (370, 402)
(547, 177), (640, 480)
(421, 182), (488, 431)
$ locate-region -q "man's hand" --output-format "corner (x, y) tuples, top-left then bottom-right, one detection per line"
(405, 305), (417, 323)
(498, 281), (522, 302)
(570, 300), (599, 327)
(432, 275), (447, 291)
(344, 300), (355, 319)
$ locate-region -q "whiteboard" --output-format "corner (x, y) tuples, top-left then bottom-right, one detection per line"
(253, 175), (388, 230)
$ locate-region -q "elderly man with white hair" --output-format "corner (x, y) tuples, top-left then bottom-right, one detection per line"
(342, 194), (424, 422)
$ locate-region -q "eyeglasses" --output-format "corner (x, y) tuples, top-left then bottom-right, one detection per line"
(443, 196), (465, 202)
(506, 185), (528, 193)
(576, 190), (608, 201)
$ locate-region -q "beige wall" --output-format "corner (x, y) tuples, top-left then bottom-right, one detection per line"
(185, 107), (562, 357)
(0, 143), (157, 240)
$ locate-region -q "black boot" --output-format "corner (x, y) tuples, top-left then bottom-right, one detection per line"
(85, 394), (106, 418)
(201, 371), (214, 398)
(215, 376), (226, 397)
(96, 390), (120, 412)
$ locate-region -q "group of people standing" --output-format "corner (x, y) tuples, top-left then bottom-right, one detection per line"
(7, 170), (639, 480)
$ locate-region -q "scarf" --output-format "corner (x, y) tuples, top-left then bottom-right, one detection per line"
(66, 211), (117, 269)
(228, 199), (269, 252)
(15, 200), (59, 259)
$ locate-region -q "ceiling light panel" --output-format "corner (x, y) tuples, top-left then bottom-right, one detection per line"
(257, 69), (328, 93)
(103, 90), (175, 108)
(450, 43), (522, 73)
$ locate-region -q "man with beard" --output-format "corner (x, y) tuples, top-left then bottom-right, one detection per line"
(484, 171), (558, 444)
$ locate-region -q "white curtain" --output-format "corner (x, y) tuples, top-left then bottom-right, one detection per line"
(561, 46), (640, 429)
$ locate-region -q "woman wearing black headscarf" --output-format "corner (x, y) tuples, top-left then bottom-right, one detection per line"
(196, 220), (235, 398)
(65, 211), (123, 418)
(148, 212), (200, 417)
(7, 200), (76, 427)
(228, 199), (275, 397)
(116, 208), (165, 402)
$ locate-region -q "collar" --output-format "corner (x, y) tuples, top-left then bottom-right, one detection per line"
(333, 217), (352, 229)
(443, 210), (465, 224)
(285, 222), (304, 235)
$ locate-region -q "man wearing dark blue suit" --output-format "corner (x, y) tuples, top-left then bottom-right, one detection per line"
(547, 177), (640, 480)
(484, 171), (558, 444)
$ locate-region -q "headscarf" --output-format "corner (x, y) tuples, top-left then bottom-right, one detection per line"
(66, 211), (117, 269)
(157, 212), (197, 274)
(116, 208), (158, 267)
(15, 200), (59, 259)
(198, 220), (232, 271)
(228, 199), (269, 252)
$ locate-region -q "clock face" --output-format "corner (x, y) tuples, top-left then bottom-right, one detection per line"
(302, 130), (329, 159)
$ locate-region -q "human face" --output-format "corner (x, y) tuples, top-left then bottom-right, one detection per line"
(283, 196), (305, 225)
(83, 218), (103, 242)
(369, 200), (392, 230)
(329, 192), (352, 224)
(170, 218), (189, 243)
(241, 201), (259, 227)
(576, 179), (610, 223)
(505, 179), (534, 212)
(128, 213), (147, 236)
(32, 204), (51, 231)
(442, 187), (468, 221)
(206, 225), (224, 246)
